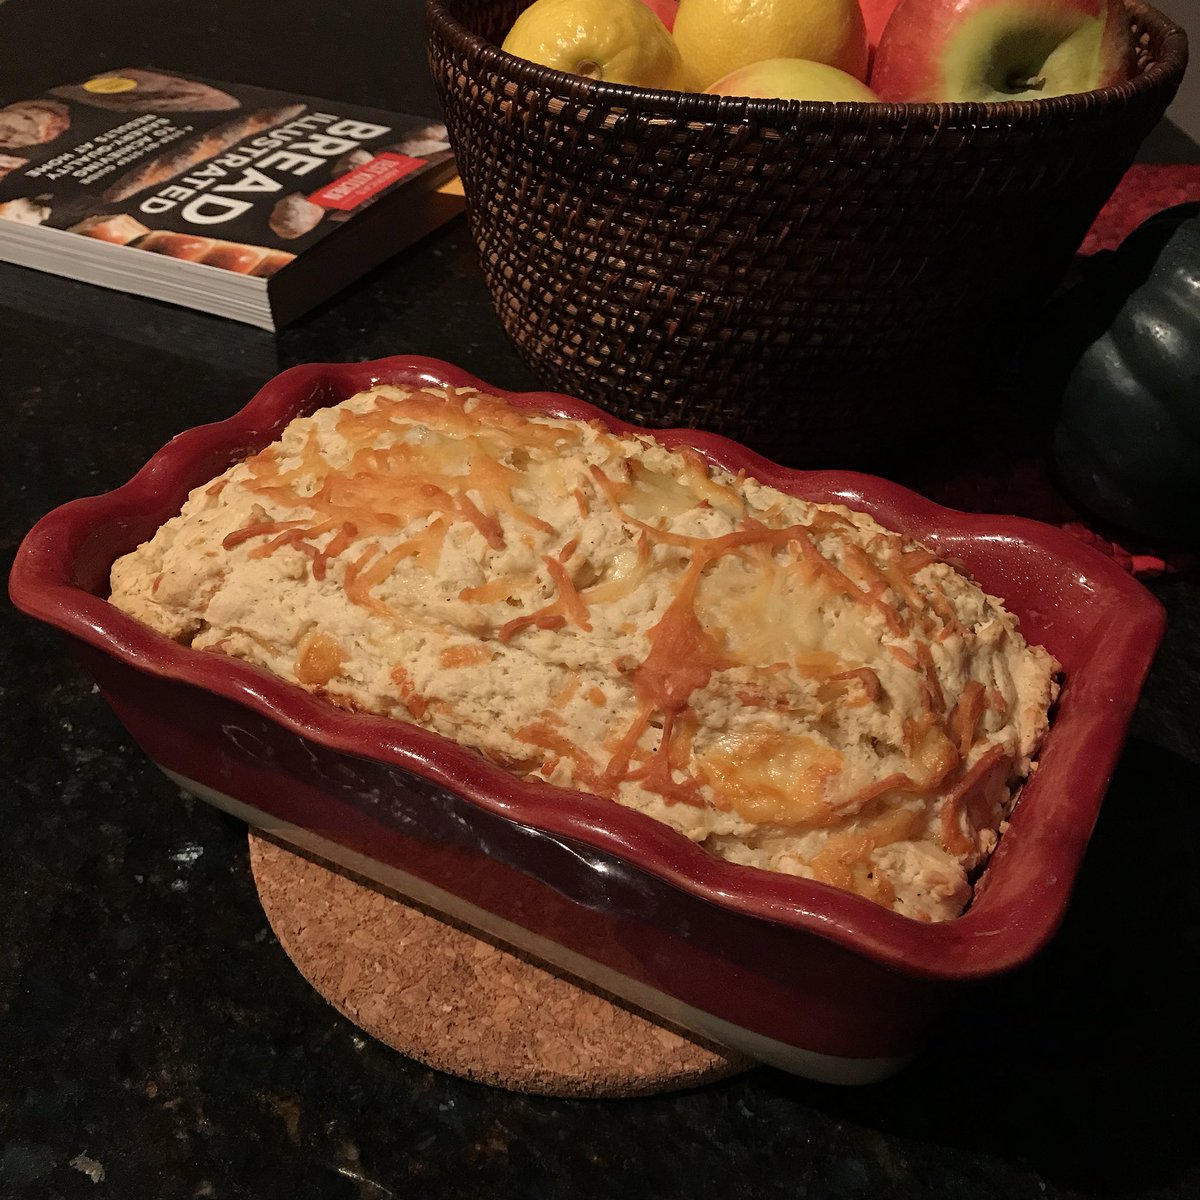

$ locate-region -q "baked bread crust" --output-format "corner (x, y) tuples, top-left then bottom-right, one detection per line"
(0, 99), (69, 150)
(134, 229), (294, 275)
(51, 69), (240, 113)
(0, 152), (28, 180)
(102, 104), (307, 202)
(68, 213), (152, 245)
(109, 384), (1059, 921)
(268, 193), (325, 240)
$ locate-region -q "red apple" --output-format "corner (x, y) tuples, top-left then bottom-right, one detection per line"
(860, 0), (900, 50)
(871, 0), (1135, 103)
(638, 0), (680, 30)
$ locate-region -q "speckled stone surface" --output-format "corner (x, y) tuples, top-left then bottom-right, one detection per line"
(2, 1), (1199, 1196)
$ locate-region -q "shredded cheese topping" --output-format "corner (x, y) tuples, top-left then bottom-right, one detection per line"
(109, 384), (1059, 921)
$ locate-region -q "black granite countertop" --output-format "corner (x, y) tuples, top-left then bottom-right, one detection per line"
(3, 1), (1198, 1196)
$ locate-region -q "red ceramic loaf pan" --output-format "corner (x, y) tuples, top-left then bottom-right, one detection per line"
(10, 356), (1165, 1084)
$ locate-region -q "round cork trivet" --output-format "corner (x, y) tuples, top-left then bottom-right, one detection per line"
(249, 833), (751, 1097)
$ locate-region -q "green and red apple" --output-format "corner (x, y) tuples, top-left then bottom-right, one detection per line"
(639, 0), (680, 31)
(871, 0), (1135, 102)
(860, 0), (901, 51)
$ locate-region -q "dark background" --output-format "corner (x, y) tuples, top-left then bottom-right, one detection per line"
(2, 1), (1199, 1197)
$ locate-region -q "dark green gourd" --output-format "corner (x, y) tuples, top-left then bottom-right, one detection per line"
(1054, 205), (1200, 542)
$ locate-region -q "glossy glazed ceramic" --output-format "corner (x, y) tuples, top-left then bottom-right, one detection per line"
(9, 356), (1165, 1082)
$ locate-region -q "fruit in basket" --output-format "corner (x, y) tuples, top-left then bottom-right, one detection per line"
(708, 58), (879, 101)
(871, 0), (1134, 102)
(673, 0), (870, 91)
(639, 0), (680, 30)
(501, 0), (683, 87)
(860, 0), (901, 50)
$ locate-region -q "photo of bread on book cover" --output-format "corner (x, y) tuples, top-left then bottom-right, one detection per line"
(0, 69), (459, 326)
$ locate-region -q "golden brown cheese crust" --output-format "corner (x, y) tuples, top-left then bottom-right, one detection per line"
(109, 384), (1059, 921)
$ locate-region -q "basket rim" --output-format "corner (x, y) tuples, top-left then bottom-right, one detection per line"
(425, 0), (1188, 126)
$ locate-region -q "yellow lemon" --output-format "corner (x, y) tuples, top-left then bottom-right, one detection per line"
(674, 0), (870, 91)
(501, 0), (683, 89)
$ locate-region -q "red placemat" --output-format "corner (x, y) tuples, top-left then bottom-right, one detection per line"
(1079, 164), (1200, 254)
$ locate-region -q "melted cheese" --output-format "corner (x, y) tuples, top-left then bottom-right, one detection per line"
(108, 383), (1060, 922)
(699, 729), (845, 826)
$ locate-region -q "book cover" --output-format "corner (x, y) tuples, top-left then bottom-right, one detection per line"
(0, 68), (460, 326)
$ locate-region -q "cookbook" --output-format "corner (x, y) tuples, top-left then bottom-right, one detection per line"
(0, 68), (462, 329)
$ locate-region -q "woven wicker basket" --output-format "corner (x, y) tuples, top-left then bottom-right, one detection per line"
(426, 0), (1188, 463)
